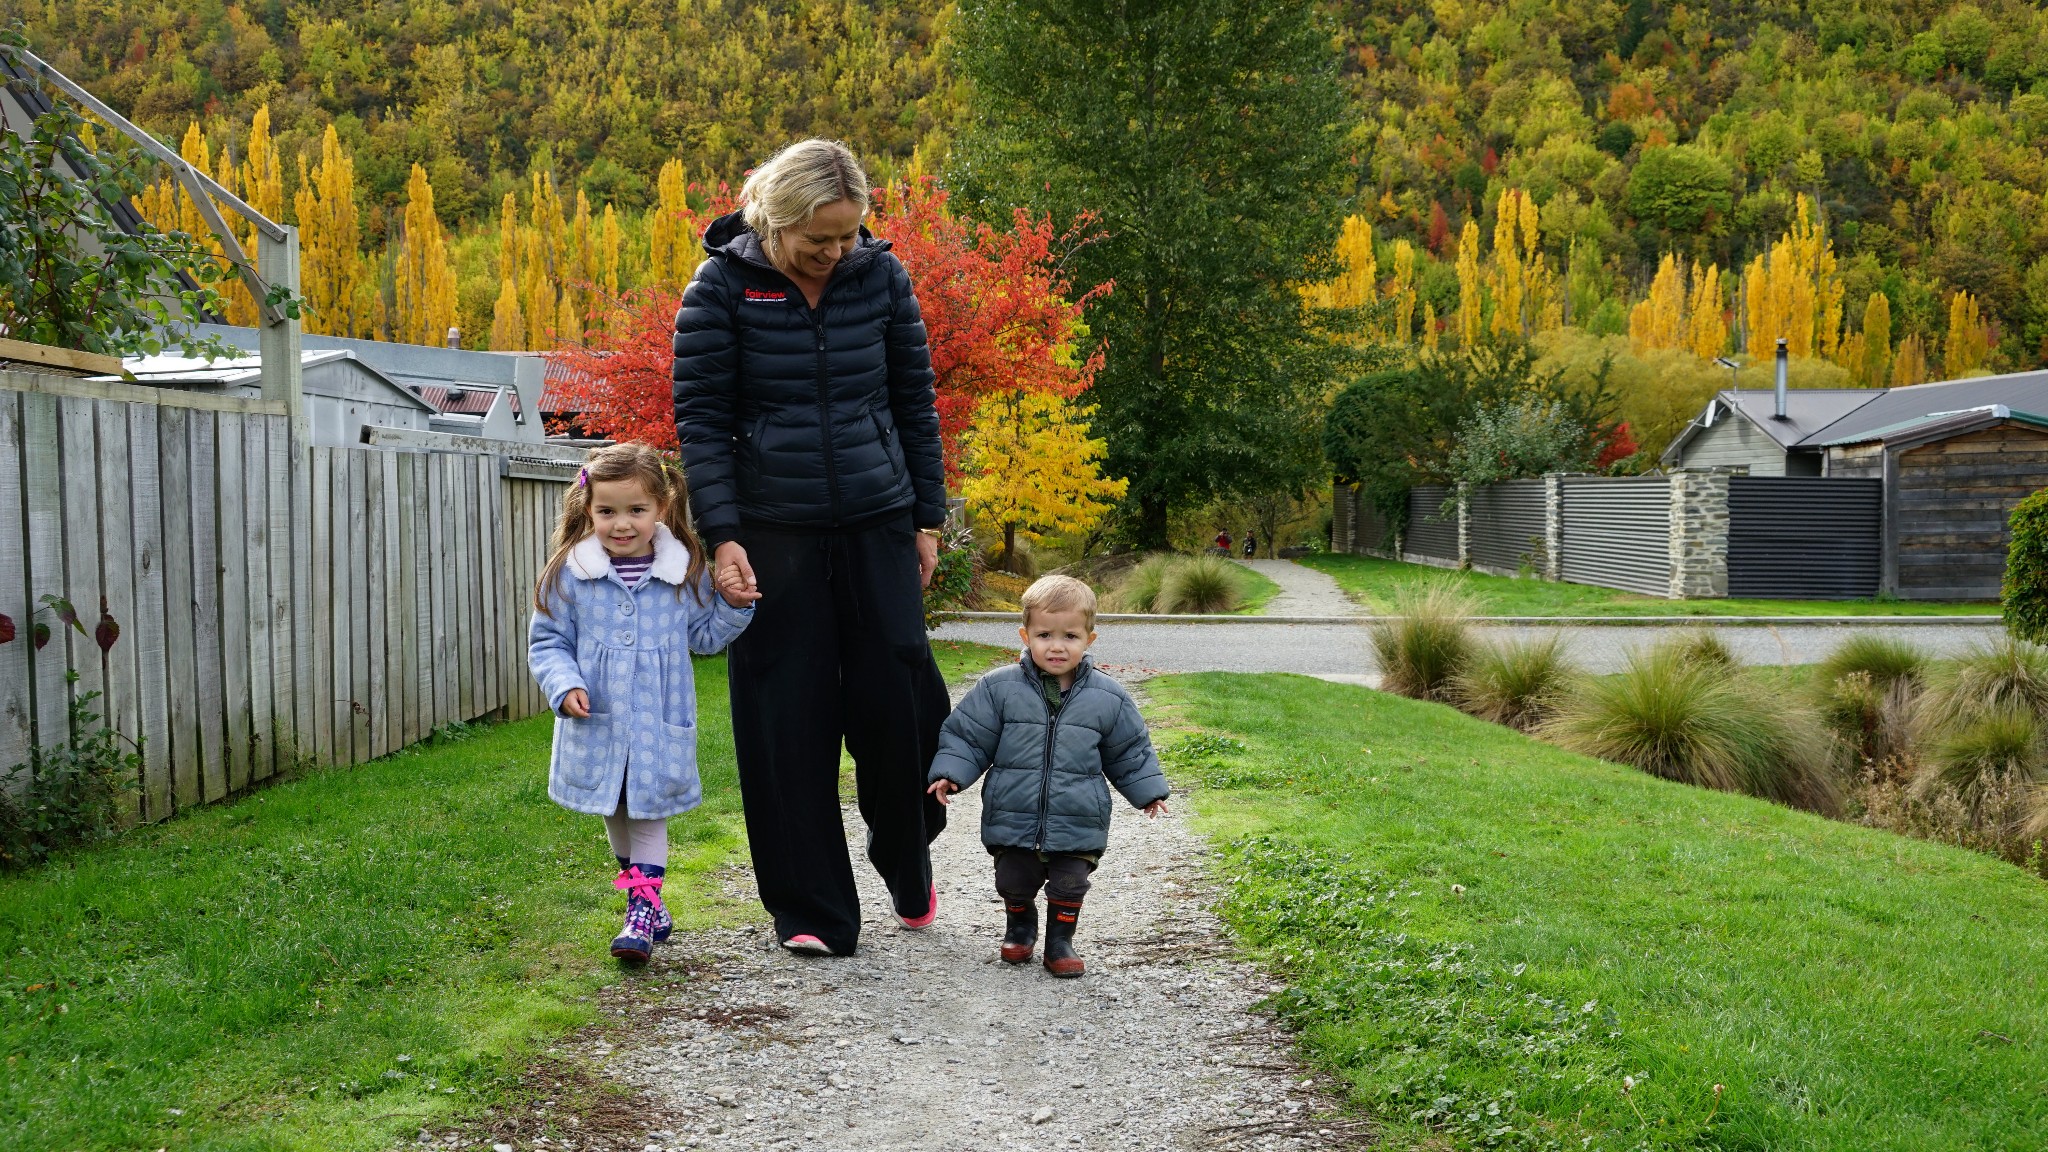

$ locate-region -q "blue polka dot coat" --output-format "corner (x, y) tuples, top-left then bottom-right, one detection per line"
(528, 524), (754, 819)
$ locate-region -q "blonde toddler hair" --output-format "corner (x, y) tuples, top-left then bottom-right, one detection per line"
(1020, 574), (1098, 630)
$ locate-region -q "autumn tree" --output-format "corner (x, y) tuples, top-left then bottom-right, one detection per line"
(961, 389), (1128, 571)
(1946, 290), (1992, 377)
(953, 0), (1353, 547)
(1455, 219), (1483, 349)
(1860, 292), (1892, 387)
(1630, 255), (1685, 355)
(647, 159), (697, 289)
(1741, 195), (1842, 359)
(390, 163), (457, 347)
(295, 124), (371, 338)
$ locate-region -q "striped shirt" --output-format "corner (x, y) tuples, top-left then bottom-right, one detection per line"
(610, 552), (655, 588)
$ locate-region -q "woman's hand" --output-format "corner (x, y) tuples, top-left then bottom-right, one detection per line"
(715, 541), (762, 606)
(559, 689), (590, 719)
(926, 779), (957, 806)
(916, 530), (939, 589)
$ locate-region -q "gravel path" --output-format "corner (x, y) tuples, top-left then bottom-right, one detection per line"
(930, 619), (2005, 678)
(1234, 559), (1360, 617)
(464, 675), (1367, 1152)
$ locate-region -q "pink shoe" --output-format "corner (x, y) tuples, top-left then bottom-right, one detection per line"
(898, 886), (938, 931)
(781, 934), (833, 955)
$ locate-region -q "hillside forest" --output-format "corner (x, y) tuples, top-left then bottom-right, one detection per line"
(16, 0), (2048, 478)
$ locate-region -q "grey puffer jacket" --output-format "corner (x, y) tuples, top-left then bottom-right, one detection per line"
(929, 656), (1169, 856)
(671, 211), (947, 549)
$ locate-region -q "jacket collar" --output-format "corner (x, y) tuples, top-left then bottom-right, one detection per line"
(702, 209), (887, 278)
(1019, 651), (1093, 688)
(567, 523), (692, 585)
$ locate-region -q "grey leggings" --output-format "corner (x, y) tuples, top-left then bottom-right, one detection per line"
(994, 848), (1095, 903)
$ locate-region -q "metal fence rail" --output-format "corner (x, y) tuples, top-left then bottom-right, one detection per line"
(1559, 475), (1671, 596)
(1468, 479), (1547, 574)
(1405, 485), (1458, 563)
(1726, 477), (1882, 599)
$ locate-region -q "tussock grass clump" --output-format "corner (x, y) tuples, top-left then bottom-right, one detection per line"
(1665, 628), (1738, 672)
(1158, 553), (1246, 614)
(1109, 555), (1174, 613)
(1368, 581), (1479, 703)
(1543, 646), (1840, 814)
(1819, 671), (1920, 772)
(1109, 553), (1247, 614)
(1451, 635), (1579, 731)
(1916, 638), (2048, 733)
(1915, 706), (2047, 818)
(1818, 634), (1929, 694)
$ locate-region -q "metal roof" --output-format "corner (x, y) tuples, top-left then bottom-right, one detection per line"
(1665, 370), (2048, 463)
(1714, 389), (1885, 449)
(1816, 404), (2048, 447)
(111, 349), (433, 411)
(1799, 370), (2048, 445)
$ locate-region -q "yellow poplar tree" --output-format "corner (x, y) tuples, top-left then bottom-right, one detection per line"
(1421, 302), (1440, 351)
(490, 192), (525, 350)
(295, 125), (371, 338)
(230, 106), (285, 327)
(961, 389), (1128, 570)
(392, 164), (458, 347)
(1489, 192), (1525, 340)
(648, 159), (695, 288)
(522, 227), (553, 349)
(1389, 240), (1417, 345)
(1892, 333), (1929, 386)
(1945, 290), (1991, 377)
(1629, 254), (1686, 354)
(1685, 262), (1726, 359)
(1860, 292), (1892, 387)
(1455, 219), (1483, 349)
(1741, 195), (1840, 358)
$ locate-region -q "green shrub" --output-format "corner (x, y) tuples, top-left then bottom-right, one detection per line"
(1451, 634), (1579, 731)
(1158, 553), (1245, 614)
(2003, 489), (2048, 643)
(1542, 646), (1840, 814)
(1368, 581), (1479, 702)
(0, 674), (142, 868)
(1109, 554), (1173, 613)
(1818, 634), (1930, 693)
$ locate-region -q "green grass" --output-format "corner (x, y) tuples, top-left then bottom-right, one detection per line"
(1233, 562), (1283, 615)
(0, 640), (1013, 1152)
(1297, 553), (1998, 616)
(1154, 673), (2048, 1152)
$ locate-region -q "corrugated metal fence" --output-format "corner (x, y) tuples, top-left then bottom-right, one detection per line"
(1558, 476), (1671, 596)
(0, 371), (568, 822)
(1405, 485), (1459, 564)
(1467, 479), (1548, 574)
(1726, 477), (1882, 598)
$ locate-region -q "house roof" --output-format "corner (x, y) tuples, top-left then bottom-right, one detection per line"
(1664, 370), (2048, 463)
(112, 349), (434, 411)
(1816, 404), (2048, 448)
(1800, 370), (2048, 445)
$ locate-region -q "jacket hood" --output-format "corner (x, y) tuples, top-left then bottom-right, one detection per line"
(566, 523), (692, 584)
(702, 209), (889, 273)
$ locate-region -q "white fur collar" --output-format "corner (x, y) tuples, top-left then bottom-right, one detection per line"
(567, 523), (692, 585)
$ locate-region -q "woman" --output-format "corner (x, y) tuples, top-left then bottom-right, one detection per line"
(672, 138), (950, 956)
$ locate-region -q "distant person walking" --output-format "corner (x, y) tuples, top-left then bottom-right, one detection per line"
(1243, 532), (1257, 558)
(673, 139), (951, 957)
(1213, 529), (1232, 556)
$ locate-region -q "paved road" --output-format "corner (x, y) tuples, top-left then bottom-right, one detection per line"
(931, 618), (2008, 678)
(1236, 557), (1360, 616)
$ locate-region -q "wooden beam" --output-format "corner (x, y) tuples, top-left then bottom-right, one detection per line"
(1, 369), (286, 415)
(358, 423), (592, 463)
(0, 338), (124, 377)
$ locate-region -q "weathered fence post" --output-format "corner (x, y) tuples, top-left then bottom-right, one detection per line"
(1456, 481), (1471, 569)
(1668, 470), (1731, 599)
(1542, 472), (1564, 580)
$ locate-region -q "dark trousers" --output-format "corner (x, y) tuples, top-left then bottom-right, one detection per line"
(726, 518), (949, 955)
(994, 848), (1096, 903)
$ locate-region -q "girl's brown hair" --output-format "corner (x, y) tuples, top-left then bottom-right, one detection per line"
(534, 442), (707, 614)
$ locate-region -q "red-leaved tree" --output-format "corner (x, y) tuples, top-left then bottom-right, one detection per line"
(547, 178), (1110, 476)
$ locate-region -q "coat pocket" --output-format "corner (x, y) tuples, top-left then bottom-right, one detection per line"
(868, 409), (905, 477)
(553, 709), (618, 789)
(654, 720), (703, 811)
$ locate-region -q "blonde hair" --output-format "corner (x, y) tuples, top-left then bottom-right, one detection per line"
(535, 443), (707, 614)
(740, 138), (870, 264)
(1020, 575), (1098, 630)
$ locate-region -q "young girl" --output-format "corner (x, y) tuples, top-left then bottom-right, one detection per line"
(529, 443), (759, 963)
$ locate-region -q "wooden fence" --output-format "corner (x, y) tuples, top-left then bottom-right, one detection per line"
(0, 370), (569, 822)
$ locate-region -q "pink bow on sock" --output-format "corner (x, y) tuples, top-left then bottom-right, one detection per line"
(614, 866), (666, 913)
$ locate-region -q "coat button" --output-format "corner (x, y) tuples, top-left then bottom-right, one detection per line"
(621, 633), (635, 646)
(621, 604), (634, 616)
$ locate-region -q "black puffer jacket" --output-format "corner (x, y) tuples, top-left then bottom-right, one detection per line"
(671, 211), (947, 548)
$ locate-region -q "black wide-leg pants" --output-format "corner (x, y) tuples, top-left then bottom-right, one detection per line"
(726, 517), (949, 955)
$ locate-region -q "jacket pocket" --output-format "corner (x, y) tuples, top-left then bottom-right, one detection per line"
(737, 415), (769, 487)
(554, 709), (618, 784)
(868, 409), (905, 477)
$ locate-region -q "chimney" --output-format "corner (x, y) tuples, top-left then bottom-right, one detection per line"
(1773, 337), (1789, 420)
(446, 326), (461, 350)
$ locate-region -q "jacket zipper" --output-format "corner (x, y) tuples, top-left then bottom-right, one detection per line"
(813, 318), (840, 523)
(1034, 664), (1083, 851)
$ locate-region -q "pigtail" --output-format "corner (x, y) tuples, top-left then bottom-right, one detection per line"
(534, 477), (594, 616)
(659, 456), (710, 605)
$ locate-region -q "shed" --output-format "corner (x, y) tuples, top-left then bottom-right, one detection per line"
(105, 349), (435, 446)
(1818, 405), (2048, 600)
(1661, 389), (1881, 475)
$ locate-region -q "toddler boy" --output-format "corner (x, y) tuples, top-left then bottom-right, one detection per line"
(927, 575), (1169, 976)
